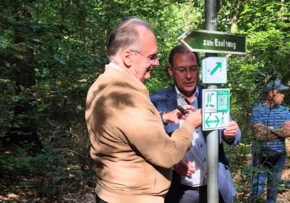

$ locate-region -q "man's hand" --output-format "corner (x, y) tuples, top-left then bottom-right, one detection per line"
(283, 120), (290, 138)
(174, 159), (195, 177)
(185, 109), (202, 128)
(284, 120), (290, 128)
(162, 105), (196, 124)
(223, 121), (239, 140)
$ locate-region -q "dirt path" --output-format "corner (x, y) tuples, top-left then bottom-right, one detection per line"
(0, 192), (96, 203)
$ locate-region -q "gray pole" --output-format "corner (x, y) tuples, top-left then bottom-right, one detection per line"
(205, 0), (218, 33)
(205, 0), (219, 203)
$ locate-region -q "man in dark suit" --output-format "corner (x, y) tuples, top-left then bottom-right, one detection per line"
(150, 45), (241, 203)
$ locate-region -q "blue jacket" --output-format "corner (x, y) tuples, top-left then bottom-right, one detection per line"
(150, 85), (241, 203)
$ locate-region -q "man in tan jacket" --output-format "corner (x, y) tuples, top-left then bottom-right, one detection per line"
(85, 17), (201, 203)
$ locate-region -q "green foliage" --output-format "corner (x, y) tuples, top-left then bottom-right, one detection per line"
(148, 1), (204, 93)
(0, 0), (290, 201)
(0, 143), (93, 196)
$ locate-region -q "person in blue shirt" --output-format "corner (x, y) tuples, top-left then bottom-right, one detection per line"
(250, 79), (290, 203)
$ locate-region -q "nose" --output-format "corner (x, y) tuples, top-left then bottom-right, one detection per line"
(185, 69), (193, 79)
(153, 58), (159, 66)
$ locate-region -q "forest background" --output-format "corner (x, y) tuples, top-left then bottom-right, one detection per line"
(0, 0), (290, 202)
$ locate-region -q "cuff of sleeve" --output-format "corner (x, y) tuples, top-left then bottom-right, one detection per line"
(222, 135), (235, 142)
(181, 120), (196, 135)
(159, 111), (167, 125)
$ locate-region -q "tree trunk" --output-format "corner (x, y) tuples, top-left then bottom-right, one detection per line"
(3, 1), (41, 151)
(230, 0), (245, 33)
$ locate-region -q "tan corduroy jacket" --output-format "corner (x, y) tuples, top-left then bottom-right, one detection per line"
(85, 64), (195, 203)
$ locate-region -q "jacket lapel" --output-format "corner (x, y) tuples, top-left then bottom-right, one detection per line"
(164, 87), (179, 136)
(197, 85), (203, 109)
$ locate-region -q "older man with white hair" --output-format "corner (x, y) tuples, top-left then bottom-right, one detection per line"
(85, 17), (202, 203)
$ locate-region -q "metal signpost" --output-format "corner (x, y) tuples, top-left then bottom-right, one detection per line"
(201, 55), (229, 203)
(177, 0), (246, 202)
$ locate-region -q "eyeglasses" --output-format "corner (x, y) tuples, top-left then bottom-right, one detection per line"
(130, 50), (159, 65)
(170, 66), (199, 74)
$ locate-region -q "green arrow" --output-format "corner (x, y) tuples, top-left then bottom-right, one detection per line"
(205, 115), (220, 127)
(210, 62), (222, 76)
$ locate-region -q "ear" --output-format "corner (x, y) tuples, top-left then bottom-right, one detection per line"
(167, 65), (173, 77)
(268, 90), (274, 98)
(122, 50), (133, 68)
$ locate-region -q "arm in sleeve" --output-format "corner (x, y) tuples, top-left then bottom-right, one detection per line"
(250, 105), (270, 139)
(269, 109), (290, 138)
(117, 103), (195, 169)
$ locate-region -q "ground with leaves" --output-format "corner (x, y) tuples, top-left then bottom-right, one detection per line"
(1, 165), (290, 203)
(0, 192), (95, 203)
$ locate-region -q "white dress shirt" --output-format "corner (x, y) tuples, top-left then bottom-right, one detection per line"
(108, 62), (123, 70)
(175, 86), (207, 187)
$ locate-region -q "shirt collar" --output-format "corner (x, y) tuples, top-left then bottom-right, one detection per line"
(108, 62), (124, 71)
(175, 86), (199, 102)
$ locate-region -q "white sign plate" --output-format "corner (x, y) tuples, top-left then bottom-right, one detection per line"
(202, 89), (230, 131)
(202, 57), (227, 84)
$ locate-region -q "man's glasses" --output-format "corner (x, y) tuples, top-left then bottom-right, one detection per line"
(130, 50), (159, 65)
(170, 66), (199, 74)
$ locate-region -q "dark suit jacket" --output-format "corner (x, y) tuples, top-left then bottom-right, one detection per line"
(150, 85), (241, 203)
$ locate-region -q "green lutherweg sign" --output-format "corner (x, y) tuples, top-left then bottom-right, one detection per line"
(178, 30), (246, 55)
(202, 89), (230, 131)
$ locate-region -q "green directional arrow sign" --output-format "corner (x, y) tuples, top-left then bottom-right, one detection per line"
(202, 57), (227, 84)
(205, 115), (220, 127)
(210, 62), (222, 76)
(178, 30), (246, 55)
